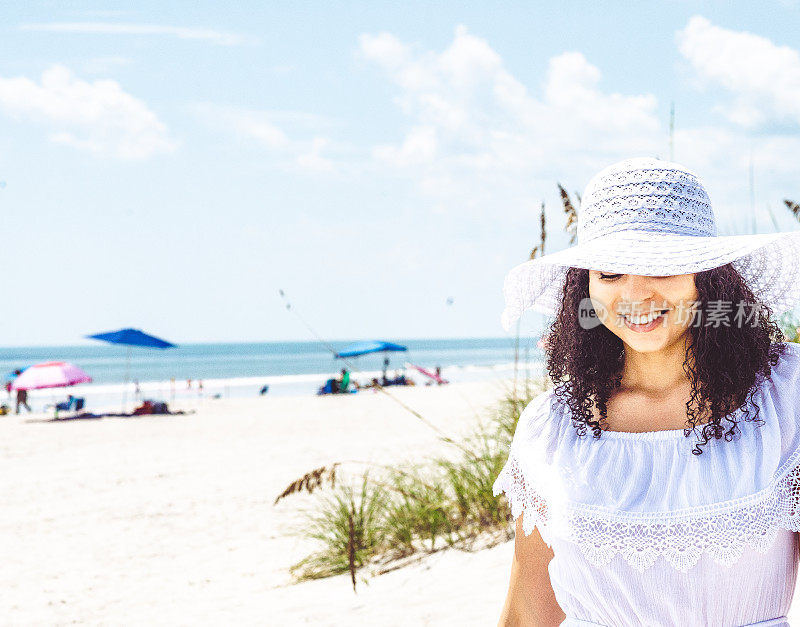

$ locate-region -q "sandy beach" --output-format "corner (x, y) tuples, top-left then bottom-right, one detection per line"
(6, 376), (800, 626)
(1, 378), (520, 625)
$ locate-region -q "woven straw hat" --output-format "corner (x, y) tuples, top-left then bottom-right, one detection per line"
(501, 157), (800, 331)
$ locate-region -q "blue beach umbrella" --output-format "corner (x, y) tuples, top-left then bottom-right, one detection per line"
(87, 328), (176, 349)
(86, 328), (177, 409)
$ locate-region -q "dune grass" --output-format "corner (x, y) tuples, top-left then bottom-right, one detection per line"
(279, 375), (549, 588)
(288, 470), (389, 587)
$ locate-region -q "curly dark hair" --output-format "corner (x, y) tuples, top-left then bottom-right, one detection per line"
(543, 265), (788, 455)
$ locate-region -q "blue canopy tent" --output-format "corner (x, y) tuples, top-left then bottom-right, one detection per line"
(334, 341), (408, 358)
(333, 341), (408, 389)
(86, 328), (177, 410)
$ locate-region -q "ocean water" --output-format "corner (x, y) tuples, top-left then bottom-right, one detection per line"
(0, 338), (544, 384)
(0, 338), (545, 409)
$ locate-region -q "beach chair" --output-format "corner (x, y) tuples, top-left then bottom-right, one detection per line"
(317, 379), (334, 395)
(50, 396), (85, 419)
(55, 396), (85, 412)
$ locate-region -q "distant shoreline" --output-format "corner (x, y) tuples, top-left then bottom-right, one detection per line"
(10, 358), (546, 413)
(0, 337), (543, 389)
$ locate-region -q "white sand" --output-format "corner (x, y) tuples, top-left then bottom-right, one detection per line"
(4, 378), (799, 625)
(0, 379), (520, 625)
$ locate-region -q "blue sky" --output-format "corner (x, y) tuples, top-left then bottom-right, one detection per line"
(0, 1), (799, 345)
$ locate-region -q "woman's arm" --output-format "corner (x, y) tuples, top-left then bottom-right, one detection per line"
(497, 515), (566, 626)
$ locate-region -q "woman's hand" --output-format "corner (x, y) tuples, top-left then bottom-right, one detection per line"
(497, 515), (566, 626)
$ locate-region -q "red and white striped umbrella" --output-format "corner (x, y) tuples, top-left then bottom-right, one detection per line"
(11, 361), (92, 390)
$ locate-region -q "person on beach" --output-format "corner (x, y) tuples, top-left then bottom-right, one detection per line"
(493, 158), (800, 626)
(338, 369), (350, 393)
(15, 387), (31, 414)
(381, 357), (390, 386)
(8, 369), (21, 398)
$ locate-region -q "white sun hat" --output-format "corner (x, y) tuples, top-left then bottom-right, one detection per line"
(501, 157), (800, 331)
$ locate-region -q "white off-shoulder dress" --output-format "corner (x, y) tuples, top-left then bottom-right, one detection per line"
(493, 341), (800, 626)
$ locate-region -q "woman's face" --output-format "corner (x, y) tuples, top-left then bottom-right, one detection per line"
(587, 271), (699, 352)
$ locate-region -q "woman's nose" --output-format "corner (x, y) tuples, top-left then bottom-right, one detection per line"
(619, 275), (657, 306)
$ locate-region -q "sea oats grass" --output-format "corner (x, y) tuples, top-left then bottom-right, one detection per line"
(288, 470), (388, 583)
(274, 464), (339, 505)
(279, 375), (550, 588)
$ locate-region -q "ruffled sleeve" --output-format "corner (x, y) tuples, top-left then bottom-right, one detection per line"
(765, 341), (800, 522)
(492, 388), (561, 545)
(765, 342), (800, 467)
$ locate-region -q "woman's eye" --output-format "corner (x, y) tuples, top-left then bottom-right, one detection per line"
(599, 273), (621, 280)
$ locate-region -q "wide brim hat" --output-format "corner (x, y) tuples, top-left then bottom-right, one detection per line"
(502, 157), (800, 331)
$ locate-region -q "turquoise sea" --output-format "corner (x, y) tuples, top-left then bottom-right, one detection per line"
(0, 338), (543, 384)
(0, 337), (546, 406)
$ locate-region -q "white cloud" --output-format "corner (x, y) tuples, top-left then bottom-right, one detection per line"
(193, 104), (337, 173)
(0, 65), (176, 159)
(543, 52), (659, 134)
(357, 24), (800, 239)
(20, 22), (253, 46)
(296, 137), (335, 172)
(677, 15), (800, 127)
(358, 25), (662, 202)
(373, 125), (437, 166)
(233, 115), (290, 150)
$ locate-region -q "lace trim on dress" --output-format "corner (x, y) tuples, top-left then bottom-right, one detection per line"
(492, 450), (800, 573)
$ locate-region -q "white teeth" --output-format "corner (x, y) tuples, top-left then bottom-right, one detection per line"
(625, 311), (665, 324)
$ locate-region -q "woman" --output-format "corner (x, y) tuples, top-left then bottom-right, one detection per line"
(493, 157), (800, 626)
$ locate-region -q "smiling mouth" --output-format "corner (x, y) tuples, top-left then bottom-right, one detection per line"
(621, 309), (669, 321)
(618, 309), (670, 330)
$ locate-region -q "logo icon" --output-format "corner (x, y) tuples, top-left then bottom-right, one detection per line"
(578, 298), (609, 330)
